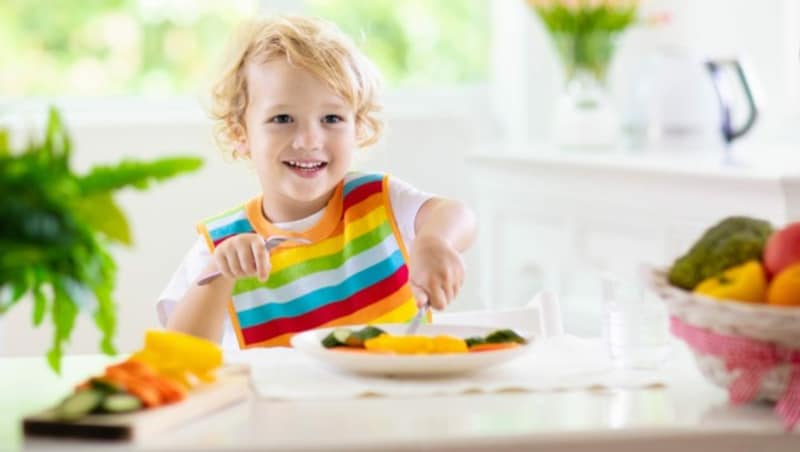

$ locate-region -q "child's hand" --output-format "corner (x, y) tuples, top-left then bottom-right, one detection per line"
(212, 233), (271, 282)
(408, 235), (465, 310)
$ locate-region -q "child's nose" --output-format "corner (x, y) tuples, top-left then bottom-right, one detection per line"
(291, 122), (324, 151)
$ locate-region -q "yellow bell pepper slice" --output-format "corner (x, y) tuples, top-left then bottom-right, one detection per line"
(364, 334), (468, 354)
(130, 330), (223, 387)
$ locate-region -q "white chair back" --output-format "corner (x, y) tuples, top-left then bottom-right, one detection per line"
(433, 290), (564, 339)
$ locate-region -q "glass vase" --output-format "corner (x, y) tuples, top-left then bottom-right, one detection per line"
(549, 32), (621, 149)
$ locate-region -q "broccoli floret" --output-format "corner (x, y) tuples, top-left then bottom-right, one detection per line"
(668, 216), (773, 290)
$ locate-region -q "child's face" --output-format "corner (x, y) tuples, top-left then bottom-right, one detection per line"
(240, 58), (356, 215)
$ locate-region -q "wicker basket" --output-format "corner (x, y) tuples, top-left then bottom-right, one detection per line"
(648, 267), (800, 402)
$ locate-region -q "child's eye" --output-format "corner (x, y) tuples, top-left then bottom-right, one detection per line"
(322, 115), (344, 124)
(269, 114), (293, 124)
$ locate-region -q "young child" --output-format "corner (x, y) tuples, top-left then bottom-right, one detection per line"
(157, 16), (476, 349)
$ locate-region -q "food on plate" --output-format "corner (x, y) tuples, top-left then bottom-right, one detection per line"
(320, 326), (527, 354)
(51, 330), (222, 421)
(467, 342), (521, 352)
(668, 216), (773, 290)
(321, 325), (385, 348)
(766, 263), (800, 306)
(692, 260), (766, 303)
(364, 334), (468, 354)
(464, 328), (527, 347)
(763, 222), (800, 277)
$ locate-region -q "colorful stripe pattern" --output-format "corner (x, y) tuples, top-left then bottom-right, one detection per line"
(197, 172), (419, 348)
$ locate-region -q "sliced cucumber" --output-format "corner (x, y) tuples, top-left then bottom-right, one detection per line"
(102, 393), (143, 413)
(345, 326), (386, 347)
(354, 326), (385, 341)
(321, 328), (353, 348)
(321, 326), (386, 348)
(333, 328), (354, 343)
(90, 377), (125, 394)
(55, 389), (105, 421)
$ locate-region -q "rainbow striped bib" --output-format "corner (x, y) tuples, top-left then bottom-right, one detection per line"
(197, 172), (421, 348)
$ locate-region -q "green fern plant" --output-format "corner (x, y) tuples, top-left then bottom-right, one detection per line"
(0, 107), (203, 372)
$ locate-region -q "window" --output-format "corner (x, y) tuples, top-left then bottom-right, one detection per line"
(1, 0), (260, 97)
(305, 0), (489, 87)
(1, 0), (489, 98)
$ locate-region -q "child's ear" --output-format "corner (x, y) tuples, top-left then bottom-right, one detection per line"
(230, 123), (250, 159)
(234, 140), (250, 159)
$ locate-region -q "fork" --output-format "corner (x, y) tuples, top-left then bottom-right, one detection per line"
(196, 235), (311, 286)
(405, 286), (430, 335)
(404, 304), (429, 335)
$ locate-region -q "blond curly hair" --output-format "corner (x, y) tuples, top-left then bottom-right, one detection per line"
(210, 16), (384, 157)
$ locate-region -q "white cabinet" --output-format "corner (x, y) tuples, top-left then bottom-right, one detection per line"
(467, 148), (800, 335)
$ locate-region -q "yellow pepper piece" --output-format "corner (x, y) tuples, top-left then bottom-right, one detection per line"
(432, 336), (469, 354)
(693, 260), (767, 303)
(144, 330), (222, 370)
(364, 334), (467, 354)
(130, 330), (223, 387)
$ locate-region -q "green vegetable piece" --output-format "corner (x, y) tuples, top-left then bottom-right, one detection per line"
(668, 216), (773, 290)
(485, 329), (527, 345)
(55, 389), (105, 421)
(355, 326), (385, 341)
(345, 326), (387, 347)
(101, 393), (142, 413)
(465, 336), (487, 347)
(321, 328), (353, 348)
(89, 378), (125, 394)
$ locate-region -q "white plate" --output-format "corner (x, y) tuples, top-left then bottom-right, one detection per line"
(290, 323), (533, 377)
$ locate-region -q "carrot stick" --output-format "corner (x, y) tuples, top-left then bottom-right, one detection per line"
(468, 343), (520, 352)
(125, 382), (163, 408)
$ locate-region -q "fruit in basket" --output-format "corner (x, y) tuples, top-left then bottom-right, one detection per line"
(668, 216), (773, 290)
(765, 263), (800, 306)
(693, 260), (767, 303)
(763, 222), (800, 277)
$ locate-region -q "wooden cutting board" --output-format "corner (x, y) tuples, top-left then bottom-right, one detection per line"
(22, 365), (251, 441)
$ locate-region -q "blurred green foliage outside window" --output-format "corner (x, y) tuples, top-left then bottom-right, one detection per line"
(1, 0), (488, 98)
(307, 0), (489, 86)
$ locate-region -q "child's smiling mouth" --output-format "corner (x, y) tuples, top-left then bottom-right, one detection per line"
(283, 159), (329, 178)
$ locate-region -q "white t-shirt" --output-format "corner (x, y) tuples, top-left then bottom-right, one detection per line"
(157, 176), (433, 349)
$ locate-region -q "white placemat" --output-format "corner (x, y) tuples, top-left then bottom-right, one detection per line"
(225, 335), (666, 400)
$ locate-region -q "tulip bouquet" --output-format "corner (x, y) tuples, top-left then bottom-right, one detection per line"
(526, 0), (644, 82)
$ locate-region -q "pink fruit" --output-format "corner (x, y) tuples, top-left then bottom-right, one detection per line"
(763, 222), (800, 277)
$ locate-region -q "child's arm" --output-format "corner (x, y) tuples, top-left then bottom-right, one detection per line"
(408, 198), (477, 310)
(166, 262), (236, 343)
(167, 233), (271, 342)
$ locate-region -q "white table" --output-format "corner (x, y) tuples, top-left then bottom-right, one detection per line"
(3, 340), (796, 452)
